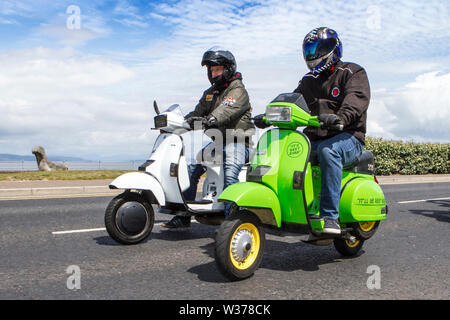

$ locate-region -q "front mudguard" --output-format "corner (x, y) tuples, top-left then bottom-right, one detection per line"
(219, 182), (282, 228)
(109, 172), (165, 206)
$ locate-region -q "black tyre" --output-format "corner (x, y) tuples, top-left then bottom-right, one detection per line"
(333, 238), (365, 256)
(215, 210), (265, 281)
(350, 221), (380, 240)
(105, 191), (154, 245)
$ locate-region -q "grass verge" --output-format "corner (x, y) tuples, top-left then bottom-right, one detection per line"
(0, 170), (132, 181)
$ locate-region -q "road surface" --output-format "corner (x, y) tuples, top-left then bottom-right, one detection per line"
(1, 182), (449, 300)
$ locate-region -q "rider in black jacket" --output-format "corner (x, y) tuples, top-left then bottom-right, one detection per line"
(255, 27), (370, 234)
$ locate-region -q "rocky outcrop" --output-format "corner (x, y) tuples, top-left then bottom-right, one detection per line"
(32, 146), (68, 171)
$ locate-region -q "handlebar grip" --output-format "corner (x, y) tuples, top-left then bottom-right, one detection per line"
(320, 123), (344, 131)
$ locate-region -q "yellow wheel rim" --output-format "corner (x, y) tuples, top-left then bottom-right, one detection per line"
(345, 239), (361, 248)
(229, 223), (261, 271)
(359, 221), (376, 232)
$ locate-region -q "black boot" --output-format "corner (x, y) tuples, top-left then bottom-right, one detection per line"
(161, 216), (191, 229)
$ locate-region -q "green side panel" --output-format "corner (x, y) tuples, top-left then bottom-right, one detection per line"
(218, 182), (282, 227)
(309, 219), (324, 231)
(339, 177), (387, 223)
(251, 129), (310, 225)
(303, 162), (314, 210)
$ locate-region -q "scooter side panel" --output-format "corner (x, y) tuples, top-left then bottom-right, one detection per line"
(339, 177), (387, 223)
(109, 172), (166, 206)
(178, 155), (190, 192)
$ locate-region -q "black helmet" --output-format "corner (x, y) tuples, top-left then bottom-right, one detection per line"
(201, 46), (237, 87)
(302, 27), (342, 74)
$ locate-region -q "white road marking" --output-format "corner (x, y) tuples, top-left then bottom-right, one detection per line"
(51, 221), (199, 235)
(52, 228), (106, 235)
(398, 197), (450, 204)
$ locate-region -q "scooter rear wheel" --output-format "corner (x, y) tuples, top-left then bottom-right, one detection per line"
(350, 221), (380, 240)
(333, 238), (364, 256)
(215, 210), (265, 281)
(105, 191), (154, 245)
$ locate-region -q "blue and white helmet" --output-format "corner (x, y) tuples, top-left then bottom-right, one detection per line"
(302, 27), (342, 74)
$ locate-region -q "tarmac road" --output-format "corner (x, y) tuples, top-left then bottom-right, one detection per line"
(0, 182), (449, 300)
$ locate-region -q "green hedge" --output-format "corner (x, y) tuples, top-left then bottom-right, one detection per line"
(365, 137), (449, 176)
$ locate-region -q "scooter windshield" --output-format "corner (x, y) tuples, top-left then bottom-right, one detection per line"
(164, 104), (184, 118)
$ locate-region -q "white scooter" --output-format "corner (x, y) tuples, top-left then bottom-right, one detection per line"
(104, 102), (247, 245)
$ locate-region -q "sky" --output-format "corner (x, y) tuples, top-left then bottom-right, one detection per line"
(0, 0), (449, 160)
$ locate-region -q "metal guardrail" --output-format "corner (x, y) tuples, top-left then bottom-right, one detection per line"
(0, 161), (144, 172)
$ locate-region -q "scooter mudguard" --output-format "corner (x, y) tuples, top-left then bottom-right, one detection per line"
(339, 177), (387, 223)
(109, 172), (166, 206)
(218, 182), (282, 228)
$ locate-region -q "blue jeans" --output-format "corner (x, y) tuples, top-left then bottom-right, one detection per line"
(183, 143), (249, 217)
(311, 133), (363, 221)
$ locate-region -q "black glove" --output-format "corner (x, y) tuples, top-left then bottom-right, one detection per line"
(253, 114), (269, 129)
(205, 116), (218, 129)
(318, 114), (343, 129)
(186, 116), (207, 129)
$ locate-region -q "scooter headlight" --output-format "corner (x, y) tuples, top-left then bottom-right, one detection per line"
(265, 106), (292, 122)
(154, 114), (168, 129)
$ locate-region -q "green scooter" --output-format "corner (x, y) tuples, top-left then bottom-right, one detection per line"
(214, 93), (388, 281)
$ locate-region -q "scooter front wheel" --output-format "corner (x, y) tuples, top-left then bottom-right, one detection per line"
(105, 191), (154, 245)
(215, 210), (265, 281)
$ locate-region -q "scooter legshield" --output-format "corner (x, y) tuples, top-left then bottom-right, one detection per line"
(218, 182), (282, 228)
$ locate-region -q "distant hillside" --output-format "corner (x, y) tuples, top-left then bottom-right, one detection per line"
(0, 154), (86, 162)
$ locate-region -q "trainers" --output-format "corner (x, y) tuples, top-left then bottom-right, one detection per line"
(322, 219), (341, 235)
(161, 216), (191, 229)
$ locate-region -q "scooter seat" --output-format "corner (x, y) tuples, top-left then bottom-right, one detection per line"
(310, 150), (375, 175)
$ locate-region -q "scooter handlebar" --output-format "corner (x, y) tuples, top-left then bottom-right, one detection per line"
(326, 123), (344, 131)
(309, 116), (343, 131)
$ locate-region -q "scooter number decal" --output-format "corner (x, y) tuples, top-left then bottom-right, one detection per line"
(287, 142), (303, 158)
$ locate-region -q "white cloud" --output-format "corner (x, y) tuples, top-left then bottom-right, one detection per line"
(1, 0), (449, 161)
(0, 0), (33, 16)
(0, 47), (134, 89)
(368, 71), (450, 143)
(140, 0), (450, 143)
(0, 47), (152, 160)
(36, 25), (104, 47)
(113, 0), (150, 28)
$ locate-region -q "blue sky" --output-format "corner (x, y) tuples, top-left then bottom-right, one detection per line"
(0, 0), (449, 160)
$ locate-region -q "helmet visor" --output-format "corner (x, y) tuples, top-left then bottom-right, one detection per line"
(303, 38), (337, 61)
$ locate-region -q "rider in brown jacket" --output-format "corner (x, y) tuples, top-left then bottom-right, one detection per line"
(162, 47), (255, 228)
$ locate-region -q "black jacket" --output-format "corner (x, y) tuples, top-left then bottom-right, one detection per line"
(293, 61), (370, 144)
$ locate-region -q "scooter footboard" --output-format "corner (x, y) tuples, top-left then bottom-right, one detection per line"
(219, 182), (282, 228)
(109, 172), (165, 206)
(339, 177), (387, 223)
